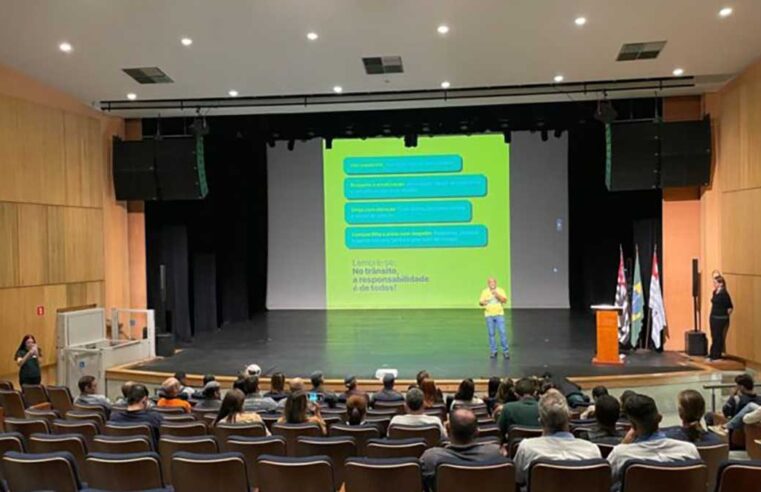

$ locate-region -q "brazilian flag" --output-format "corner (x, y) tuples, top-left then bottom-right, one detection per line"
(631, 246), (644, 348)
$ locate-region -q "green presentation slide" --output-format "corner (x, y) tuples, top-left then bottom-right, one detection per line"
(323, 134), (510, 309)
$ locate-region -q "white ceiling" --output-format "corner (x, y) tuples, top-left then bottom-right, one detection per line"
(2, 0), (761, 116)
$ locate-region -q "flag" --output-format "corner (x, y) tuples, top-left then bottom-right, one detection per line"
(649, 247), (667, 349)
(614, 245), (630, 345)
(630, 246), (644, 348)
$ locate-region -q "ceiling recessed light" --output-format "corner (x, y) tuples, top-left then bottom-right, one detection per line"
(126, 93), (137, 100)
(180, 37), (193, 46)
(307, 32), (319, 41)
(673, 68), (685, 76)
(719, 7), (733, 17)
(333, 85), (343, 94)
(59, 42), (72, 53)
(554, 74), (564, 83)
(574, 16), (587, 26)
(228, 90), (239, 97)
(437, 24), (450, 35)
(441, 81), (451, 89)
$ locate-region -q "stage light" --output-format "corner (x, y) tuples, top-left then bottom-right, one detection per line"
(672, 68), (684, 76)
(441, 81), (451, 89)
(325, 137), (333, 149)
(503, 130), (512, 144)
(719, 7), (733, 18)
(180, 37), (193, 46)
(574, 16), (587, 26)
(307, 32), (319, 41)
(541, 129), (549, 142)
(59, 42), (73, 53)
(228, 89), (239, 97)
(333, 85), (343, 94)
(126, 93), (137, 100)
(554, 74), (564, 83)
(437, 24), (450, 35)
(404, 133), (418, 148)
(287, 139), (295, 151)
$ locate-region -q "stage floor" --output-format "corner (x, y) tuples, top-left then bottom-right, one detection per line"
(133, 309), (697, 380)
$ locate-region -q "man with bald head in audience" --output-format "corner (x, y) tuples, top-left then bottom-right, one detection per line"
(421, 408), (505, 491)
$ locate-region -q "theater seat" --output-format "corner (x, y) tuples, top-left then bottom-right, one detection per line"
(3, 417), (49, 438)
(158, 435), (219, 485)
(160, 421), (208, 437)
(256, 454), (334, 492)
(0, 433), (25, 483)
(171, 451), (249, 492)
(226, 435), (286, 490)
(52, 419), (99, 445)
(86, 451), (167, 491)
(90, 434), (153, 453)
(2, 451), (83, 492)
(478, 424), (502, 440)
(272, 423), (322, 456)
(65, 410), (105, 429)
(714, 460), (761, 492)
(24, 408), (59, 426)
(27, 433), (88, 479)
(213, 422), (267, 450)
(373, 401), (405, 414)
(21, 385), (49, 407)
(696, 443), (728, 492)
(620, 459), (706, 492)
(0, 391), (29, 419)
(330, 424), (381, 455)
(296, 436), (356, 489)
(388, 424), (441, 448)
(745, 423), (761, 459)
(345, 457), (422, 492)
(0, 381), (13, 391)
(528, 458), (611, 492)
(46, 386), (74, 414)
(366, 438), (427, 459)
(436, 458), (514, 492)
(103, 422), (153, 439)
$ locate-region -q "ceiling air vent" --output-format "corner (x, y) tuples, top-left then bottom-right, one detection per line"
(362, 56), (404, 75)
(616, 41), (667, 61)
(122, 67), (174, 84)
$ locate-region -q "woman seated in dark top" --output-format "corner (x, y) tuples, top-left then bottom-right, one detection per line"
(264, 372), (287, 402)
(664, 389), (722, 445)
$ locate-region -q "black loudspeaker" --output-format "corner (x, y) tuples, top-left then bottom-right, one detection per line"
(605, 122), (660, 191)
(112, 137), (208, 201)
(155, 333), (175, 357)
(685, 331), (708, 356)
(660, 117), (712, 187)
(692, 258), (700, 297)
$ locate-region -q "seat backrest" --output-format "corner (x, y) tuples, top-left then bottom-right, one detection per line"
(261, 414), (281, 431)
(154, 405), (187, 415)
(65, 410), (105, 429)
(28, 433), (87, 477)
(163, 413), (197, 423)
(366, 438), (427, 459)
(24, 408), (59, 425)
(21, 385), (48, 406)
(2, 450), (82, 492)
(52, 419), (99, 445)
(0, 391), (27, 418)
(364, 417), (391, 437)
(213, 422), (267, 450)
(621, 460), (707, 492)
(0, 380), (13, 391)
(91, 434), (153, 453)
(388, 424), (441, 448)
(367, 408), (397, 418)
(3, 417), (49, 438)
(477, 425), (502, 440)
(715, 460), (761, 492)
(345, 457), (422, 492)
(73, 403), (108, 420)
(507, 426), (543, 441)
(529, 459), (611, 492)
(104, 422), (153, 439)
(226, 436), (286, 490)
(46, 386), (74, 414)
(86, 451), (164, 491)
(171, 451), (249, 492)
(272, 423), (323, 456)
(159, 436), (219, 485)
(330, 424), (381, 455)
(744, 423), (761, 459)
(296, 436), (356, 489)
(161, 421), (208, 437)
(373, 401), (405, 414)
(696, 443), (728, 492)
(437, 458), (515, 492)
(0, 432), (25, 482)
(256, 453), (334, 492)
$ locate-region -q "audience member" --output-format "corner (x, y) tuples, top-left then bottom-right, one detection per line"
(157, 377), (192, 413)
(580, 385), (609, 419)
(278, 390), (327, 435)
(215, 388), (269, 432)
(706, 373), (761, 429)
(192, 374), (217, 399)
(114, 381), (133, 406)
(245, 363), (262, 377)
(513, 389), (602, 484)
(264, 372), (287, 401)
(665, 390), (722, 444)
(451, 378), (485, 407)
(585, 394), (624, 443)
(420, 408), (504, 491)
(75, 375), (112, 413)
(484, 376), (501, 414)
(417, 369), (445, 401)
(174, 371), (195, 397)
(309, 370), (336, 402)
(607, 394), (700, 484)
(340, 375), (367, 403)
(110, 383), (163, 442)
(373, 373), (404, 403)
(193, 380), (222, 412)
(242, 375), (278, 413)
(498, 377), (540, 440)
(421, 378), (444, 408)
(277, 377), (305, 409)
(618, 390), (636, 421)
(346, 394), (368, 426)
(390, 388), (447, 438)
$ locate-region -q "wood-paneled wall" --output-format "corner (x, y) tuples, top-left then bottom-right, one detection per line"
(702, 58), (761, 365)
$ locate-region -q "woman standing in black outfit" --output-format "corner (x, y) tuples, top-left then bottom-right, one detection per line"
(709, 276), (733, 361)
(15, 334), (42, 386)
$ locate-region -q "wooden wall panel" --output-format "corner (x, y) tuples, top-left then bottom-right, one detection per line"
(0, 96), (21, 202)
(17, 203), (48, 286)
(724, 274), (761, 363)
(721, 189), (761, 276)
(0, 203), (19, 287)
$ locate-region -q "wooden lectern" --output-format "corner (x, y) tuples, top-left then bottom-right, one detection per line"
(590, 304), (624, 365)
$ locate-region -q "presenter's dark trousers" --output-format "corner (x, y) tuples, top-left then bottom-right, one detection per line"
(709, 315), (729, 360)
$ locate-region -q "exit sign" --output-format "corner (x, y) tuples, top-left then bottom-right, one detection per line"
(36, 305), (45, 316)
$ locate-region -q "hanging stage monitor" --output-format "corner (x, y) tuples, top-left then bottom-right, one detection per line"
(660, 117), (712, 187)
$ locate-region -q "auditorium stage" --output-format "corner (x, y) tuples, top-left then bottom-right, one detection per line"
(131, 309), (699, 380)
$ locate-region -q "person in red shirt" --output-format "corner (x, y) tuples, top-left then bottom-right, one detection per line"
(157, 377), (192, 413)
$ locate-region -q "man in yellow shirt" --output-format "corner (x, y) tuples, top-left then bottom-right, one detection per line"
(479, 277), (509, 359)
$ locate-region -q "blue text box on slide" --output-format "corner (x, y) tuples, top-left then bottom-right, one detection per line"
(345, 200), (472, 224)
(344, 174), (487, 200)
(344, 155), (463, 175)
(345, 225), (488, 249)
